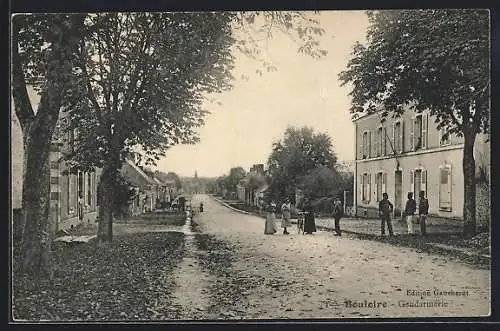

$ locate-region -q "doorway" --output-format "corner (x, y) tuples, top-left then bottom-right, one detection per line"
(394, 170), (402, 217)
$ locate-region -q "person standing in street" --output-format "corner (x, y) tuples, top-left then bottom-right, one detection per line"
(332, 197), (343, 236)
(303, 197), (317, 234)
(264, 202), (278, 235)
(281, 198), (292, 235)
(378, 193), (394, 236)
(404, 192), (417, 234)
(418, 190), (429, 236)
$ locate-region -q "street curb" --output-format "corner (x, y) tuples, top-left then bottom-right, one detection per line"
(210, 195), (251, 215)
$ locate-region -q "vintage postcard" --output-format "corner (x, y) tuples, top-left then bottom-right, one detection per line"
(10, 9), (491, 322)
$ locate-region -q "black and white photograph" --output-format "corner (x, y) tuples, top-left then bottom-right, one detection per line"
(10, 9), (491, 321)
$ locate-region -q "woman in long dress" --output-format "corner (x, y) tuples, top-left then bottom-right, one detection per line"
(264, 202), (277, 235)
(303, 198), (317, 234)
(281, 198), (292, 235)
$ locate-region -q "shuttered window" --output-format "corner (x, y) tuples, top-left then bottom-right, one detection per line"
(439, 166), (452, 211)
(362, 173), (371, 202)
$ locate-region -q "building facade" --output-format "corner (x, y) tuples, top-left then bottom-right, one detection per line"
(11, 86), (101, 232)
(354, 108), (489, 221)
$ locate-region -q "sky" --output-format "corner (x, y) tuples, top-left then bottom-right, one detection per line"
(157, 11), (370, 178)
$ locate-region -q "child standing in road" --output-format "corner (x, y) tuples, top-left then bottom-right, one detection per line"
(378, 193), (394, 236)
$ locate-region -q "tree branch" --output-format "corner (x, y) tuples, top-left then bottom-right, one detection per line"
(11, 18), (35, 132)
(79, 39), (102, 118)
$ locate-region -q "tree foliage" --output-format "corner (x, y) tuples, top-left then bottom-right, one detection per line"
(339, 9), (490, 237)
(12, 11), (328, 244)
(245, 171), (267, 190)
(339, 9), (489, 138)
(301, 165), (343, 200)
(266, 126), (337, 202)
(226, 166), (247, 193)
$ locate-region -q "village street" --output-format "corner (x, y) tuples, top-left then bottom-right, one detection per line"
(172, 194), (490, 319)
(13, 194), (490, 321)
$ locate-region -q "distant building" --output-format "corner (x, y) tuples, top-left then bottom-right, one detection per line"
(353, 107), (490, 222)
(120, 159), (158, 214)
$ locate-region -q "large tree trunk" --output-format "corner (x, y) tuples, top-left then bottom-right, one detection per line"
(97, 146), (121, 243)
(13, 15), (86, 277)
(97, 165), (115, 243)
(463, 130), (477, 238)
(19, 120), (55, 276)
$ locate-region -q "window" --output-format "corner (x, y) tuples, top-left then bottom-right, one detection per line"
(361, 173), (371, 202)
(439, 165), (452, 211)
(78, 172), (84, 201)
(362, 131), (371, 159)
(411, 113), (428, 151)
(68, 172), (76, 214)
(376, 127), (383, 157)
(87, 172), (92, 206)
(439, 128), (451, 146)
(375, 172), (387, 201)
(393, 121), (403, 153)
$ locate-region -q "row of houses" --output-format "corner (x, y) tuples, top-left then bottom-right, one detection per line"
(11, 86), (180, 233)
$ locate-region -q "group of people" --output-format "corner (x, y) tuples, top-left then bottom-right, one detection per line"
(263, 190), (429, 237)
(264, 196), (345, 236)
(378, 190), (429, 236)
(264, 197), (318, 235)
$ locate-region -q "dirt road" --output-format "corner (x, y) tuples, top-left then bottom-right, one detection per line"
(187, 194), (490, 319)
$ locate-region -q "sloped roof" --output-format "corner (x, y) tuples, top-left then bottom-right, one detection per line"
(120, 160), (157, 189)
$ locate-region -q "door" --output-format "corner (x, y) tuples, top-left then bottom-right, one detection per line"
(394, 170), (402, 217)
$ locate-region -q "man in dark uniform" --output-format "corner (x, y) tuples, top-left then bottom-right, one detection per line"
(418, 190), (429, 236)
(378, 193), (394, 236)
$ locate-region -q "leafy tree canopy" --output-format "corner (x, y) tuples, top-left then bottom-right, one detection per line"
(339, 9), (489, 140)
(266, 126), (337, 201)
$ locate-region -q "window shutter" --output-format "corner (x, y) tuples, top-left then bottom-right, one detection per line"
(376, 129), (380, 156)
(392, 123), (396, 154)
(383, 127), (387, 156)
(410, 170), (414, 197)
(379, 128), (382, 156)
(422, 113), (428, 149)
(421, 169), (427, 197)
(368, 131), (371, 158)
(410, 116), (415, 151)
(367, 173), (371, 202)
(399, 121), (404, 153)
(361, 133), (365, 158)
(360, 174), (364, 201)
(447, 167), (452, 207)
(382, 172), (387, 195)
